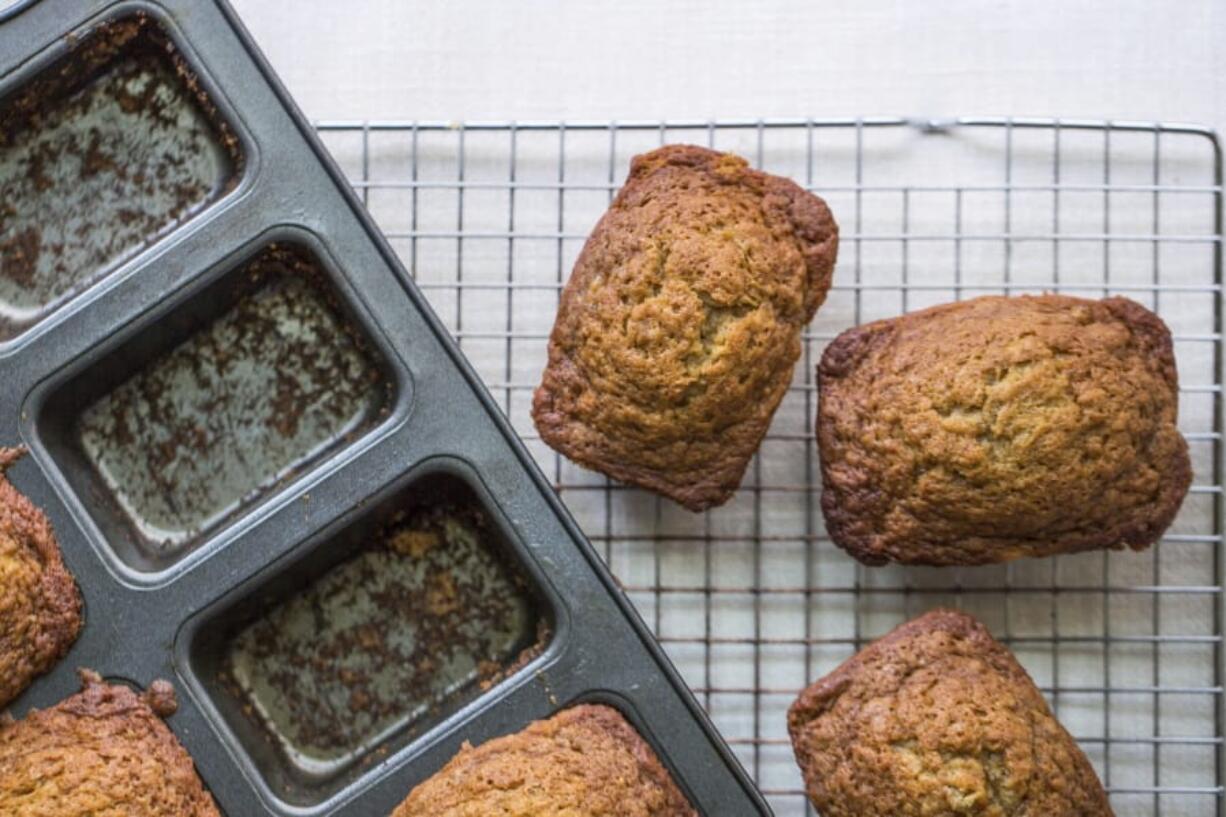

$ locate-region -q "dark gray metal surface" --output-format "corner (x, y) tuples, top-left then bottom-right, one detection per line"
(0, 1), (771, 814)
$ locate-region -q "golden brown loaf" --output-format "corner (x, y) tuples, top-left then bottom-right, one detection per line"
(0, 670), (220, 816)
(391, 704), (695, 816)
(534, 144), (838, 510)
(788, 610), (1113, 817)
(818, 294), (1190, 566)
(0, 446), (81, 707)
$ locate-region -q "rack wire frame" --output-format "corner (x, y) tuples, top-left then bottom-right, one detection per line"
(314, 117), (1224, 817)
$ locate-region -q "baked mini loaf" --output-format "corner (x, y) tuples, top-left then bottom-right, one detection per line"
(788, 609), (1113, 817)
(392, 704), (695, 816)
(0, 446), (81, 707)
(818, 294), (1190, 566)
(533, 144), (838, 510)
(0, 670), (220, 816)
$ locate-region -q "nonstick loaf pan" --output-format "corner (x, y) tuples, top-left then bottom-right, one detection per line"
(0, 0), (772, 814)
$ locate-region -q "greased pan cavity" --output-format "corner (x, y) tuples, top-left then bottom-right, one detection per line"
(0, 1), (771, 815)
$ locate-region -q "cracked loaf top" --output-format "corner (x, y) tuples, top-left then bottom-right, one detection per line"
(788, 610), (1113, 817)
(391, 704), (695, 817)
(0, 446), (81, 708)
(0, 670), (220, 816)
(818, 294), (1190, 566)
(533, 144), (838, 511)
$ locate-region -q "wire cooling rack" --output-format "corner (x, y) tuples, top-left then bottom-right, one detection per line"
(314, 117), (1223, 817)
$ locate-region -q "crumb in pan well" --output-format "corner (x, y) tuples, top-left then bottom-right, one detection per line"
(533, 143), (838, 511)
(788, 609), (1114, 817)
(818, 294), (1190, 566)
(0, 445), (82, 708)
(0, 670), (221, 816)
(220, 498), (544, 775)
(0, 13), (243, 340)
(391, 704), (696, 817)
(75, 243), (389, 556)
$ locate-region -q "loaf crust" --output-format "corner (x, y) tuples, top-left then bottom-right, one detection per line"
(0, 670), (220, 816)
(788, 610), (1114, 817)
(534, 144), (838, 510)
(818, 294), (1191, 565)
(0, 446), (81, 707)
(392, 704), (695, 816)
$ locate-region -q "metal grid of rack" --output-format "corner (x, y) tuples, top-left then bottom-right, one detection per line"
(314, 117), (1223, 816)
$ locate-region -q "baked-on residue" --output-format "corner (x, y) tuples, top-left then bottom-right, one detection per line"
(788, 610), (1114, 817)
(818, 294), (1190, 565)
(0, 12), (244, 341)
(0, 446), (81, 708)
(223, 500), (542, 770)
(0, 670), (220, 816)
(391, 704), (696, 816)
(534, 144), (838, 510)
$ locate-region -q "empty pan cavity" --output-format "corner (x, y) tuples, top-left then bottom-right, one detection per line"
(0, 13), (242, 340)
(190, 472), (549, 806)
(40, 241), (392, 573)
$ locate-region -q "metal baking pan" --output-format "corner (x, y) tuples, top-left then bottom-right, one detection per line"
(0, 1), (772, 814)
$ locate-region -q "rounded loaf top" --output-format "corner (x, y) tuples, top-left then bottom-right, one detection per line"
(788, 609), (1115, 817)
(0, 445), (82, 709)
(0, 671), (219, 816)
(818, 294), (1191, 566)
(392, 703), (696, 817)
(534, 144), (838, 510)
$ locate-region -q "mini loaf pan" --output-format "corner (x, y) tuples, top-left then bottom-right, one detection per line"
(0, 1), (772, 815)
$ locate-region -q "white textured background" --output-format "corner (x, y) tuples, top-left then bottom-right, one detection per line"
(228, 0), (1225, 130)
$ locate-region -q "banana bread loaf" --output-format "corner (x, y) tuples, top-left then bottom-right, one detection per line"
(391, 704), (695, 816)
(533, 144), (838, 510)
(0, 446), (81, 707)
(818, 294), (1190, 566)
(0, 670), (220, 816)
(788, 609), (1113, 817)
